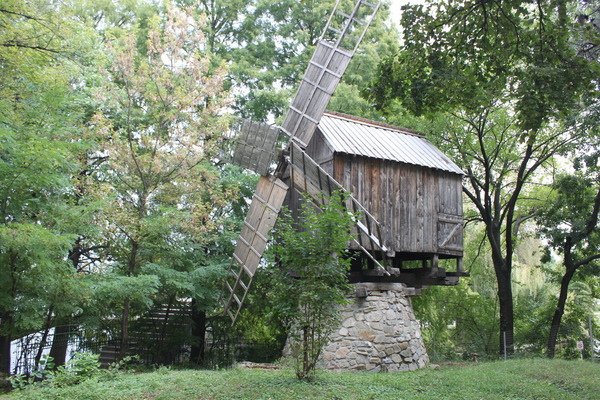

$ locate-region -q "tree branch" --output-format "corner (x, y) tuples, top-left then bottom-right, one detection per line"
(580, 186), (600, 239)
(574, 253), (600, 269)
(1, 42), (60, 54)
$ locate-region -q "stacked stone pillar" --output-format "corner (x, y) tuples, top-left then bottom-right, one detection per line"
(321, 282), (428, 372)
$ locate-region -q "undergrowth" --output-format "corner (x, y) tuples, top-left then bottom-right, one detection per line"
(1, 358), (598, 400)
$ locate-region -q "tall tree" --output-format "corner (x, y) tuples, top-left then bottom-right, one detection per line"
(536, 158), (600, 357)
(370, 0), (598, 354)
(194, 0), (397, 121)
(178, 0), (249, 54)
(0, 0), (96, 373)
(94, 2), (233, 355)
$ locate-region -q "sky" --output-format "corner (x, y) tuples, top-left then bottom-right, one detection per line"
(388, 0), (403, 26)
(388, 0), (423, 28)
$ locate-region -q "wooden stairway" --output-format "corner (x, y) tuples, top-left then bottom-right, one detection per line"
(99, 302), (191, 367)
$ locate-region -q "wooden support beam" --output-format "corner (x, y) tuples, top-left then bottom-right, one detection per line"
(431, 254), (439, 269)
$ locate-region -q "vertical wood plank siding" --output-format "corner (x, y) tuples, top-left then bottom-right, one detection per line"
(326, 152), (463, 257)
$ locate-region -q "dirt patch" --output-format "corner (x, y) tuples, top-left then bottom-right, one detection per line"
(237, 361), (281, 370)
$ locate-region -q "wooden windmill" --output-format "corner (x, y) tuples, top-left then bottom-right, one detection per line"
(223, 0), (465, 324)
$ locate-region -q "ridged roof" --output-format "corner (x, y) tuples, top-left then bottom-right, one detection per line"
(318, 112), (464, 175)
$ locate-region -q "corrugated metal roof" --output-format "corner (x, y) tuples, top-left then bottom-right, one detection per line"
(318, 112), (464, 175)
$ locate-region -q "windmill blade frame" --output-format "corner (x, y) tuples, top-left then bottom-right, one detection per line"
(282, 0), (381, 147)
(224, 176), (288, 323)
(231, 119), (282, 176)
(223, 0), (382, 323)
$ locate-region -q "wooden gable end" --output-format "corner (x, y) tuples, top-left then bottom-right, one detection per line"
(332, 153), (463, 258)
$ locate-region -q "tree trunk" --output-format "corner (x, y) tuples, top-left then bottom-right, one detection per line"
(34, 307), (55, 369)
(547, 267), (576, 358)
(45, 240), (81, 368)
(190, 299), (206, 365)
(120, 238), (138, 359)
(49, 324), (70, 367)
(488, 223), (515, 357)
(0, 334), (10, 374)
(0, 311), (13, 374)
(497, 271), (515, 356)
(301, 325), (309, 379)
(120, 299), (131, 358)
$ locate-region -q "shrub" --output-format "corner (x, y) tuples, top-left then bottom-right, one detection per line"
(50, 352), (101, 387)
(9, 355), (54, 390)
(272, 192), (355, 380)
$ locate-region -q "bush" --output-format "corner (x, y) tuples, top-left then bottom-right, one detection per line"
(50, 352), (102, 387)
(9, 355), (54, 390)
(271, 192), (355, 380)
(9, 352), (103, 390)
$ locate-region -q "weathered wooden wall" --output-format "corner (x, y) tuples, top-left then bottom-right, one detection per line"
(305, 131), (334, 175)
(331, 153), (462, 257)
(298, 129), (463, 258)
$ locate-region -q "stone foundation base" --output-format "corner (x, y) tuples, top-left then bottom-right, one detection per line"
(321, 282), (429, 372)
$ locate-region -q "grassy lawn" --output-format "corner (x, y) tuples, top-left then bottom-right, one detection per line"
(1, 359), (598, 400)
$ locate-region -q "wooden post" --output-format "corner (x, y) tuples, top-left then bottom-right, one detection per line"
(431, 254), (439, 270)
(589, 315), (595, 360)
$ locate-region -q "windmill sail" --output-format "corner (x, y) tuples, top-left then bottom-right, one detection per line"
(223, 0), (382, 323)
(231, 119), (281, 176)
(224, 176), (288, 322)
(281, 0), (380, 147)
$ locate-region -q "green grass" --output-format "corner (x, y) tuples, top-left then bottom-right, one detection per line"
(2, 359), (598, 400)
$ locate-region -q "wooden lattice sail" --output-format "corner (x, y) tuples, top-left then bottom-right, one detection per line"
(224, 176), (288, 322)
(282, 0), (380, 147)
(223, 1), (383, 323)
(231, 119), (281, 176)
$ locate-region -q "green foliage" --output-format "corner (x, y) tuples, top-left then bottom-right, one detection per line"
(8, 355), (54, 390)
(533, 160), (599, 356)
(271, 193), (355, 380)
(414, 282), (499, 361)
(369, 0), (599, 356)
(2, 359), (600, 400)
(371, 0), (597, 130)
(201, 0), (397, 121)
(0, 224), (75, 334)
(107, 355), (142, 373)
(233, 266), (289, 361)
(513, 287), (554, 354)
(3, 0), (598, 373)
(0, 0), (101, 357)
(1, 0), (252, 371)
(9, 352), (101, 390)
(49, 352), (102, 388)
(553, 279), (599, 359)
(537, 172), (600, 260)
(88, 1), (239, 344)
